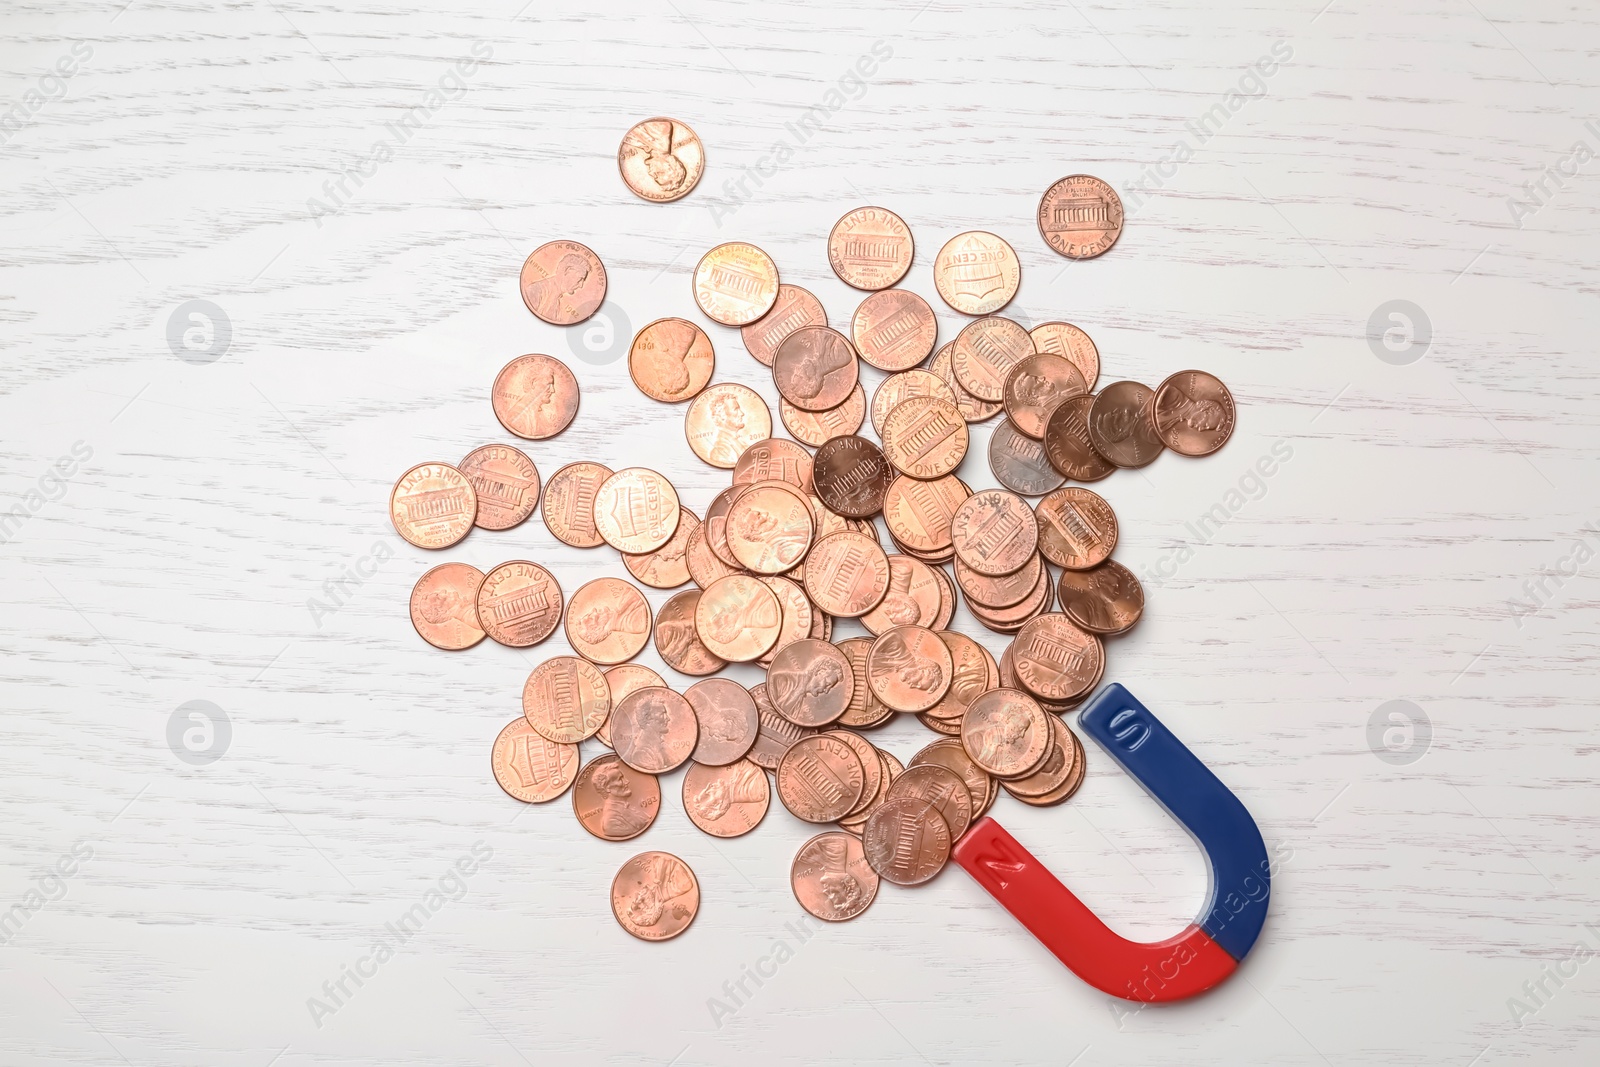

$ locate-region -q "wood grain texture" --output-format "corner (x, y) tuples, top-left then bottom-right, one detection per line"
(2, 0), (1598, 1063)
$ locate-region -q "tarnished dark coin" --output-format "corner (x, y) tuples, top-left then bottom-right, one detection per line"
(1153, 370), (1237, 456)
(988, 419), (1065, 496)
(1043, 394), (1115, 482)
(813, 435), (892, 519)
(1088, 381), (1164, 468)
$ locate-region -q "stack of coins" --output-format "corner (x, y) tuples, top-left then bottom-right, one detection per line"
(392, 120), (1236, 940)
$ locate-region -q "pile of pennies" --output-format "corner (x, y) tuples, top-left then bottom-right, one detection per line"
(389, 118), (1237, 942)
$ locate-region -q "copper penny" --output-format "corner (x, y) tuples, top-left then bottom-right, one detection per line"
(390, 462), (476, 549)
(654, 589), (727, 676)
(703, 485), (745, 568)
(931, 342), (1002, 423)
(767, 639), (853, 727)
(610, 851), (698, 941)
(623, 507), (699, 590)
(629, 317), (715, 403)
(565, 577), (652, 665)
(1030, 321), (1100, 392)
(881, 396), (968, 479)
(1035, 486), (1118, 570)
(755, 575), (813, 667)
(408, 563), (485, 650)
(863, 797), (951, 885)
(851, 289), (938, 372)
(694, 241), (779, 326)
(742, 284), (827, 367)
(955, 550), (1042, 610)
(772, 326), (858, 412)
(803, 530), (890, 618)
(989, 419), (1065, 497)
(1038, 174), (1123, 260)
(961, 688), (1049, 779)
(618, 117), (704, 203)
(870, 369), (957, 438)
(695, 574), (782, 662)
(836, 638), (894, 729)
(593, 468), (680, 554)
(1011, 730), (1085, 806)
(491, 354), (580, 440)
(684, 526), (740, 591)
(884, 763), (972, 841)
(933, 231), (1020, 316)
(1057, 559), (1144, 636)
(1089, 381), (1164, 468)
(574, 753), (659, 840)
(828, 206), (913, 290)
(1003, 714), (1079, 798)
(812, 435), (891, 519)
(861, 554), (942, 635)
(792, 832), (879, 921)
(971, 566), (1053, 635)
(491, 717), (579, 803)
(1153, 370), (1237, 456)
(881, 474), (967, 555)
(732, 437), (814, 496)
(685, 383), (771, 468)
(476, 560), (563, 648)
(726, 483), (812, 575)
(1043, 394), (1115, 482)
(683, 759), (769, 837)
(824, 729), (884, 818)
(542, 461), (613, 548)
(599, 664), (666, 747)
(951, 489), (1038, 577)
(610, 686), (698, 774)
(951, 317), (1034, 403)
(867, 625), (952, 713)
(520, 240), (607, 326)
(924, 630), (992, 722)
(780, 384), (866, 447)
(1012, 613), (1103, 703)
(459, 444), (540, 531)
(910, 738), (994, 815)
(747, 682), (817, 771)
(777, 734), (866, 823)
(1004, 354), (1086, 438)
(684, 678), (759, 766)
(524, 656), (611, 743)
(838, 749), (899, 833)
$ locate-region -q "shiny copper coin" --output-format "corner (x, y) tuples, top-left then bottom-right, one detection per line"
(881, 396), (968, 479)
(1057, 559), (1144, 636)
(491, 717), (579, 803)
(884, 763), (972, 841)
(390, 462), (476, 549)
(618, 118), (703, 203)
(542, 461), (613, 548)
(961, 688), (1049, 779)
(861, 554), (942, 635)
(930, 565), (956, 630)
(767, 639), (854, 727)
(803, 530), (890, 618)
(851, 289), (937, 372)
(780, 384), (865, 446)
(524, 656), (611, 743)
(685, 383), (771, 468)
(629, 317), (715, 403)
(1030, 321), (1100, 392)
(594, 467), (681, 554)
(951, 489), (1038, 577)
(1089, 381), (1164, 468)
(1035, 486), (1118, 570)
(951, 317), (1034, 403)
(491, 354), (580, 440)
(654, 589), (727, 675)
(694, 241), (779, 326)
(835, 638), (894, 729)
(910, 738), (994, 815)
(863, 797), (951, 885)
(742, 283), (827, 367)
(1012, 613), (1103, 703)
(881, 474), (967, 555)
(867, 625), (952, 713)
(824, 729), (884, 818)
(776, 734), (866, 823)
(683, 759), (769, 837)
(1038, 174), (1123, 260)
(611, 686), (697, 774)
(955, 550), (1042, 610)
(599, 664), (666, 747)
(989, 419), (1065, 497)
(1002, 714), (1079, 798)
(747, 682), (817, 770)
(871, 369), (956, 438)
(695, 574), (782, 662)
(772, 326), (858, 412)
(476, 560), (563, 648)
(933, 231), (1020, 316)
(623, 507), (699, 590)
(812, 435), (891, 519)
(610, 851), (698, 941)
(520, 239), (607, 326)
(828, 206), (913, 290)
(1043, 394), (1115, 482)
(684, 526), (740, 591)
(684, 678), (759, 766)
(755, 575), (813, 667)
(931, 342), (1001, 422)
(459, 444), (540, 531)
(732, 437), (814, 496)
(409, 563), (486, 650)
(565, 578), (651, 665)
(792, 832), (879, 921)
(1153, 370), (1237, 456)
(1004, 354), (1086, 438)
(923, 631), (991, 721)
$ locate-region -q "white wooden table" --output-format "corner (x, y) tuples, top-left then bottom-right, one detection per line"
(3, 0), (1596, 1063)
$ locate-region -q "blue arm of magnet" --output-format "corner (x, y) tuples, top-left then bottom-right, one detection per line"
(1077, 683), (1271, 962)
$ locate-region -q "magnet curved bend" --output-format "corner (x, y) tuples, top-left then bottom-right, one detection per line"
(953, 683), (1271, 1003)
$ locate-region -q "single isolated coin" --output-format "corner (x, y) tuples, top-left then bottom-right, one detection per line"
(725, 483), (813, 574)
(1012, 613), (1103, 703)
(542, 461), (613, 548)
(409, 563), (486, 650)
(961, 688), (1050, 779)
(618, 118), (704, 203)
(862, 797), (951, 886)
(777, 733), (866, 823)
(695, 574), (782, 662)
(491, 717), (579, 803)
(792, 831), (880, 921)
(766, 639), (855, 727)
(574, 753), (660, 841)
(1038, 174), (1124, 260)
(476, 560), (563, 648)
(772, 326), (859, 412)
(933, 231), (1020, 315)
(851, 289), (938, 372)
(952, 489), (1039, 577)
(1004, 354), (1086, 438)
(565, 577), (652, 665)
(524, 656), (611, 744)
(390, 462), (477, 549)
(593, 467), (681, 554)
(611, 851), (699, 941)
(881, 396), (968, 479)
(694, 242), (779, 326)
(629, 318), (715, 403)
(685, 678), (760, 766)
(803, 530), (891, 618)
(828, 206), (914, 290)
(459, 444), (540, 531)
(610, 686), (698, 774)
(685, 383), (771, 468)
(520, 240), (607, 326)
(1035, 485), (1118, 570)
(491, 354), (580, 440)
(867, 625), (953, 713)
(1089, 381), (1164, 468)
(742, 284), (827, 367)
(1152, 370), (1237, 456)
(1057, 559), (1145, 636)
(684, 759), (770, 838)
(813, 435), (892, 519)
